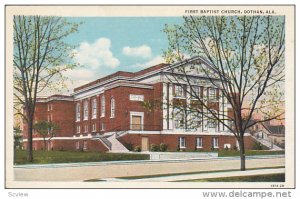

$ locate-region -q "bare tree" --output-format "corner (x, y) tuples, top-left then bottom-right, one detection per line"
(163, 15), (285, 170)
(13, 16), (80, 162)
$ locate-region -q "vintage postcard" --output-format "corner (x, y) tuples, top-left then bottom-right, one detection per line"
(5, 5), (295, 189)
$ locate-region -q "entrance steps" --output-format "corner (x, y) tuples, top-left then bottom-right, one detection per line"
(107, 134), (129, 153)
(251, 136), (283, 151)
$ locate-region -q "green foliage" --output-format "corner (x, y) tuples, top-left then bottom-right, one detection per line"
(218, 150), (284, 157)
(14, 126), (23, 150)
(159, 143), (168, 152)
(150, 144), (159, 151)
(134, 146), (141, 152)
(33, 121), (59, 139)
(252, 141), (269, 150)
(14, 150), (149, 165)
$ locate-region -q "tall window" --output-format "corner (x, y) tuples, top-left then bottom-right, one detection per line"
(179, 137), (186, 148)
(101, 95), (105, 117)
(191, 86), (201, 99)
(174, 108), (185, 129)
(209, 88), (217, 101)
(83, 101), (88, 120)
(92, 99), (97, 119)
(174, 85), (184, 97)
(76, 103), (80, 121)
(111, 98), (115, 118)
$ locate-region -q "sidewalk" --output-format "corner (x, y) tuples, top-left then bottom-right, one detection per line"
(101, 168), (285, 182)
(14, 156), (284, 181)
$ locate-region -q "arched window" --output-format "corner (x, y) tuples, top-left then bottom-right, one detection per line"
(92, 99), (97, 119)
(110, 98), (115, 118)
(83, 101), (88, 120)
(76, 103), (80, 121)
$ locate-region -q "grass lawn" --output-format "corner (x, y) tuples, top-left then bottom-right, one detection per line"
(218, 150), (285, 157)
(178, 173), (285, 182)
(14, 150), (149, 165)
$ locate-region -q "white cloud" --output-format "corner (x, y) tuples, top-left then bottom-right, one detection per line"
(73, 38), (120, 69)
(122, 45), (152, 59)
(133, 56), (165, 68)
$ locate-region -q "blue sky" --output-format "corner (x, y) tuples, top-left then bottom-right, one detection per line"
(62, 17), (183, 93)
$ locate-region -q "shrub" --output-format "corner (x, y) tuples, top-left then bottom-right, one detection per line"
(159, 143), (168, 152)
(150, 144), (159, 151)
(233, 146), (238, 151)
(252, 141), (268, 150)
(134, 146), (141, 152)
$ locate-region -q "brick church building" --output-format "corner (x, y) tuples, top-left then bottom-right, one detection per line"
(22, 57), (254, 152)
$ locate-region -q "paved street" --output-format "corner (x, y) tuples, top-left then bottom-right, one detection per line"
(14, 155), (284, 182)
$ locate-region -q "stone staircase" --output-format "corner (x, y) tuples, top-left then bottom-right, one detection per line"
(107, 133), (129, 153)
(94, 132), (129, 153)
(251, 136), (283, 151)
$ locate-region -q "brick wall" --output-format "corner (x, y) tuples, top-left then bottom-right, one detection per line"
(118, 134), (254, 152)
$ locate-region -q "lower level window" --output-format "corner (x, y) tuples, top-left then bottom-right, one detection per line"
(92, 123), (96, 132)
(212, 137), (219, 148)
(196, 137), (203, 148)
(179, 137), (186, 148)
(83, 141), (87, 150)
(101, 122), (105, 131)
(76, 141), (80, 150)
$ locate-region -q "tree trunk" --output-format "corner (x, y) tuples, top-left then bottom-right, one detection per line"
(27, 118), (33, 162)
(43, 139), (47, 151)
(239, 136), (246, 171)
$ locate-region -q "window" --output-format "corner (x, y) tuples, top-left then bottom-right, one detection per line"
(101, 95), (105, 117)
(101, 122), (105, 131)
(174, 85), (184, 97)
(76, 125), (80, 134)
(130, 112), (144, 131)
(209, 88), (217, 101)
(47, 104), (50, 111)
(174, 108), (185, 129)
(212, 137), (219, 148)
(92, 99), (97, 119)
(83, 101), (88, 120)
(208, 119), (216, 128)
(83, 141), (87, 151)
(191, 86), (201, 99)
(179, 137), (186, 148)
(76, 141), (80, 150)
(110, 98), (115, 118)
(76, 103), (80, 121)
(196, 137), (203, 148)
(84, 125), (88, 133)
(189, 111), (202, 129)
(130, 94), (144, 101)
(50, 104), (53, 110)
(92, 123), (96, 132)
